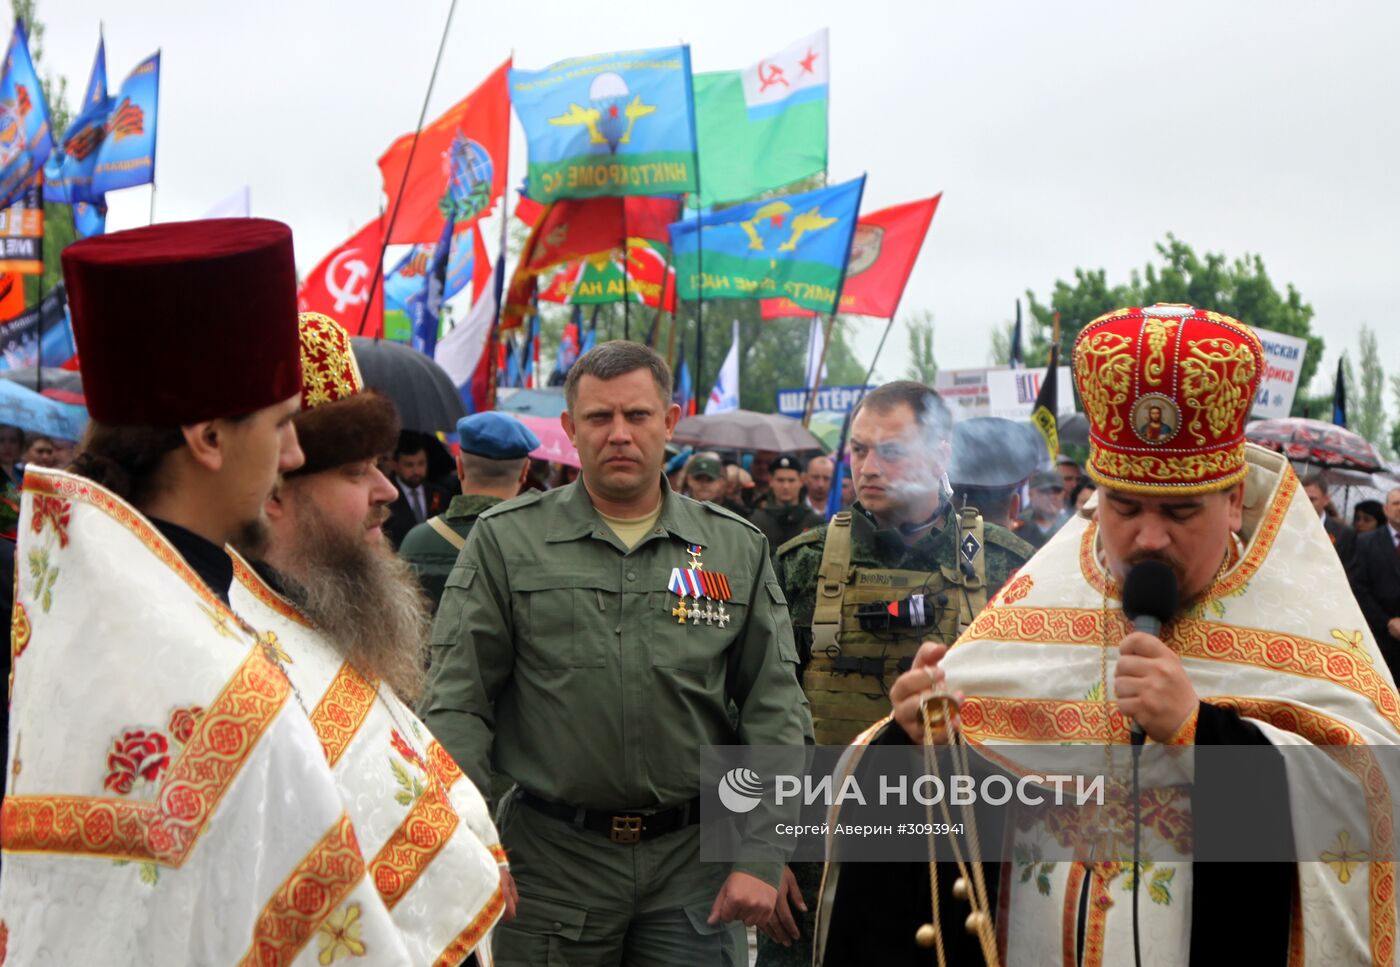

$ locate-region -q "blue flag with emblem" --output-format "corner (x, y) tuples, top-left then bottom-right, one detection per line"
(668, 175), (865, 313)
(0, 21), (53, 211)
(410, 214), (454, 357)
(509, 45), (697, 202)
(45, 35), (108, 207)
(91, 51), (159, 195)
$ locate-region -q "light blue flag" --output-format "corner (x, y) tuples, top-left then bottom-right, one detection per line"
(92, 51), (159, 195)
(0, 21), (52, 210)
(668, 175), (865, 312)
(510, 46), (696, 201)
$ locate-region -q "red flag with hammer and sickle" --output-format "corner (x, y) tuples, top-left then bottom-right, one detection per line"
(296, 217), (385, 337)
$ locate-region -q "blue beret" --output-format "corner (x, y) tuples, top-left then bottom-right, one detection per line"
(455, 412), (540, 459)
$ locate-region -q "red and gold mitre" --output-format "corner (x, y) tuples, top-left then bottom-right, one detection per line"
(297, 311), (365, 410)
(289, 312), (398, 476)
(1072, 303), (1263, 495)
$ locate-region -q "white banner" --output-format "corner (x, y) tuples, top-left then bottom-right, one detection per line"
(933, 366), (1006, 422)
(1251, 326), (1309, 419)
(985, 366), (1075, 420)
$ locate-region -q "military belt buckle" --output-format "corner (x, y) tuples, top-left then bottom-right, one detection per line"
(610, 814), (643, 844)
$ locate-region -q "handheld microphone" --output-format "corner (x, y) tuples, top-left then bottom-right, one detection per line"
(1120, 561), (1179, 746)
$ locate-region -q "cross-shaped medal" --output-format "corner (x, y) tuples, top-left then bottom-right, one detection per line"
(1087, 811), (1129, 885)
(671, 599), (690, 624)
(714, 603), (730, 628)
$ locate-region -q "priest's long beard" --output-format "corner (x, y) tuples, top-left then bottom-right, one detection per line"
(274, 503), (431, 704)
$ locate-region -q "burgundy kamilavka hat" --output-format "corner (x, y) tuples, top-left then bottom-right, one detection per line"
(62, 218), (302, 425)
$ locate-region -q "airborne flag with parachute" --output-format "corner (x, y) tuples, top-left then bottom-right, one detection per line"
(668, 175), (864, 313)
(509, 46), (697, 202)
(759, 195), (940, 320)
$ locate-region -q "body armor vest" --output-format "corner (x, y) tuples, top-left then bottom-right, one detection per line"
(803, 508), (988, 745)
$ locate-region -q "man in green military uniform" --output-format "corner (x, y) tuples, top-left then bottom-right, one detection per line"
(399, 411), (537, 612)
(756, 381), (1033, 964)
(750, 454), (823, 552)
(422, 341), (812, 966)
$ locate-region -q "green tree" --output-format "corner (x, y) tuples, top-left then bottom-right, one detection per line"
(1355, 325), (1389, 455)
(1021, 236), (1322, 415)
(904, 308), (937, 384)
(12, 0), (76, 303)
(1390, 373), (1400, 458)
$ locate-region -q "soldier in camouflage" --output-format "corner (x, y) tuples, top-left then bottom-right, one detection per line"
(756, 381), (1032, 965)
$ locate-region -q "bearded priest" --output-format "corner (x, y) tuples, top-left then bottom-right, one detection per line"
(229, 312), (510, 964)
(818, 305), (1400, 966)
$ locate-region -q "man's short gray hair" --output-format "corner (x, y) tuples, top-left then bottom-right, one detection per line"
(564, 341), (672, 411)
(459, 452), (527, 485)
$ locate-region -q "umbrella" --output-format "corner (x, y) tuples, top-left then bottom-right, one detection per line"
(1245, 417), (1385, 472)
(497, 387), (567, 418)
(671, 410), (825, 453)
(1057, 413), (1090, 448)
(0, 378), (87, 440)
(513, 413), (580, 469)
(0, 367), (85, 406)
(350, 337), (466, 433)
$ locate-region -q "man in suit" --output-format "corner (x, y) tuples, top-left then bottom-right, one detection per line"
(1304, 476), (1357, 568)
(384, 431), (451, 548)
(1350, 487), (1400, 672)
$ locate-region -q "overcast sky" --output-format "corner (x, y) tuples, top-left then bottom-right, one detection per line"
(44, 0), (1400, 396)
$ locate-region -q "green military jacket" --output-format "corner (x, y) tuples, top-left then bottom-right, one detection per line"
(399, 494), (502, 611)
(422, 478), (812, 881)
(773, 501), (1033, 673)
(749, 500), (824, 554)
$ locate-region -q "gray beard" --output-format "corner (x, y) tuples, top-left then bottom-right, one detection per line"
(263, 503), (431, 704)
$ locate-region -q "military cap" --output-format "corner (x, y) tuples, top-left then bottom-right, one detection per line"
(456, 412), (540, 459)
(769, 454), (802, 474)
(1030, 470), (1064, 491)
(686, 454), (723, 480)
(948, 417), (1041, 491)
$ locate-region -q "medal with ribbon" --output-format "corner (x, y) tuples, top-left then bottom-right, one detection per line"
(666, 543), (731, 627)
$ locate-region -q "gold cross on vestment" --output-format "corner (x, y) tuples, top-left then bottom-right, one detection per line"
(1087, 815), (1130, 885)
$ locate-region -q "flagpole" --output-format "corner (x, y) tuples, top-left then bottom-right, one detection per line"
(34, 184), (45, 394)
(147, 47), (161, 225)
(800, 174), (866, 428)
(621, 204), (630, 341)
(802, 312), (837, 427)
(357, 0), (459, 337)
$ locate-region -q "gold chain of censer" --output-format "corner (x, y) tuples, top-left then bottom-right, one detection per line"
(916, 690), (1000, 967)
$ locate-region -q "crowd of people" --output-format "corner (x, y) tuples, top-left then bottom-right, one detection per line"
(3, 218), (1400, 967)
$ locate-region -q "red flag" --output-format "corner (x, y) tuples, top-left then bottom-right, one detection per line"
(625, 239), (677, 312)
(503, 196), (681, 322)
(378, 61), (511, 244)
(522, 196), (680, 276)
(470, 224), (492, 305)
(514, 193), (546, 230)
(297, 218), (385, 337)
(759, 195), (941, 320)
